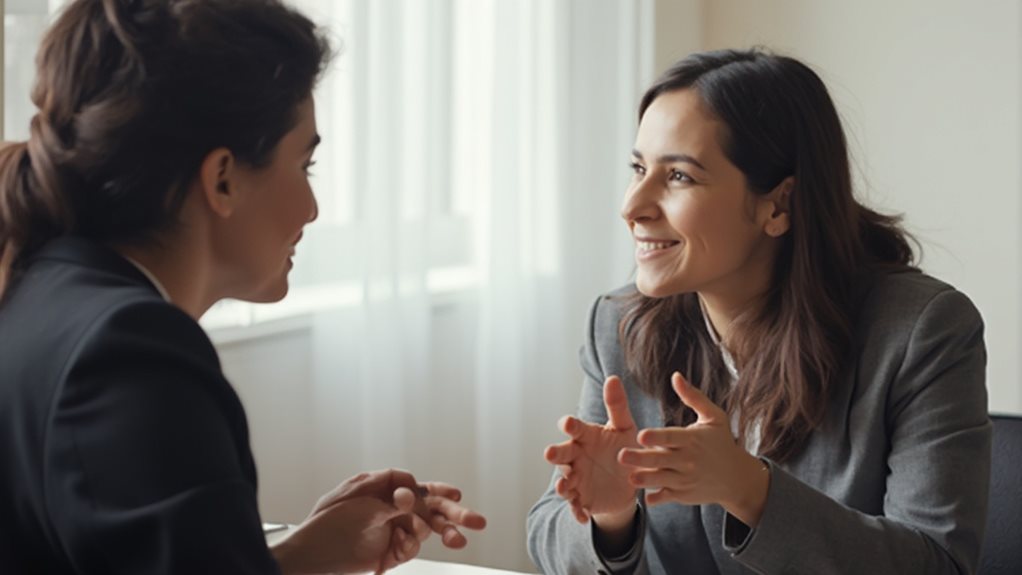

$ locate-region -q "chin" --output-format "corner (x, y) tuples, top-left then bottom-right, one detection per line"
(635, 276), (687, 299)
(242, 279), (290, 303)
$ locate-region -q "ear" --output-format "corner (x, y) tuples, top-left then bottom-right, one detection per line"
(760, 176), (794, 238)
(197, 147), (239, 218)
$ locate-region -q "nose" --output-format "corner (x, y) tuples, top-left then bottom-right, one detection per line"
(308, 190), (319, 223)
(620, 175), (660, 224)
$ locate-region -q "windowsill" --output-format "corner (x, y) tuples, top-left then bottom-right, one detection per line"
(203, 266), (478, 346)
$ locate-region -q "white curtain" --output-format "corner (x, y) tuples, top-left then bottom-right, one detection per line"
(289, 0), (651, 570)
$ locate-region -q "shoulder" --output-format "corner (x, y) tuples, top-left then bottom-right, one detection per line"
(51, 298), (250, 508)
(854, 270), (986, 415)
(76, 295), (220, 372)
(586, 283), (639, 337)
(857, 269), (983, 343)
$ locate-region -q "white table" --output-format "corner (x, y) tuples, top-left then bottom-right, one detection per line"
(388, 559), (530, 574)
(265, 525), (532, 574)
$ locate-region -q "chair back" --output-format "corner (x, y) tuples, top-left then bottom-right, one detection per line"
(979, 413), (1022, 574)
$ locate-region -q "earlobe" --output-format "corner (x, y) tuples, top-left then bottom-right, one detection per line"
(198, 147), (237, 218)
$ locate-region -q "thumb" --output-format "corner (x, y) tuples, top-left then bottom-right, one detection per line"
(671, 372), (723, 424)
(603, 376), (636, 430)
(392, 486), (417, 514)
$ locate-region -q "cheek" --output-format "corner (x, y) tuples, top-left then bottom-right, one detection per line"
(667, 195), (757, 255)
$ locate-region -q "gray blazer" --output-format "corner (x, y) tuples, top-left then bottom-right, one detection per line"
(527, 270), (991, 574)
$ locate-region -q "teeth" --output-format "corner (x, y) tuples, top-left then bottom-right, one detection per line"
(638, 241), (675, 251)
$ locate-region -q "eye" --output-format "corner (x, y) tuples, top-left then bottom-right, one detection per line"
(668, 168), (694, 184)
(629, 161), (646, 177)
(303, 160), (318, 176)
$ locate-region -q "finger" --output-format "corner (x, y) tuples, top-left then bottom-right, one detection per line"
(392, 527), (419, 565)
(409, 512), (433, 542)
(557, 470), (578, 491)
(618, 446), (676, 468)
(425, 496), (488, 530)
(558, 415), (587, 440)
(439, 521), (468, 549)
(555, 476), (570, 498)
(645, 486), (686, 507)
(422, 509), (469, 549)
(603, 376), (636, 430)
(557, 464), (573, 480)
(322, 468), (418, 510)
(382, 468), (421, 492)
(392, 486), (416, 513)
(671, 372), (725, 424)
(419, 482), (462, 502)
(555, 477), (581, 500)
(629, 468), (687, 490)
(545, 441), (580, 465)
(637, 427), (691, 449)
(569, 500), (589, 524)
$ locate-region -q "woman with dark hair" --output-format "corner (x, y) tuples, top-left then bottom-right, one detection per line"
(528, 49), (989, 574)
(0, 1), (484, 573)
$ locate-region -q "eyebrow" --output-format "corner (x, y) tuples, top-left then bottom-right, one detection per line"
(632, 149), (706, 171)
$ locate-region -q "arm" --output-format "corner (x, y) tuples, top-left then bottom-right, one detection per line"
(725, 289), (991, 574)
(527, 295), (650, 575)
(45, 300), (281, 574)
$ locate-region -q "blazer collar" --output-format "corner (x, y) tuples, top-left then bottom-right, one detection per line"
(31, 235), (160, 296)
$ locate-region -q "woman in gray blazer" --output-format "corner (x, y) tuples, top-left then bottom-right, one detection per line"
(528, 49), (989, 574)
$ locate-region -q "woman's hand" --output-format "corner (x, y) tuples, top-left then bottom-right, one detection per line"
(271, 469), (486, 574)
(618, 373), (770, 527)
(544, 376), (640, 529)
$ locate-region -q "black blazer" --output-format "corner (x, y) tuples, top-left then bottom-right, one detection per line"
(0, 237), (280, 574)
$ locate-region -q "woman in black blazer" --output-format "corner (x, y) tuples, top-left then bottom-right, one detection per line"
(0, 1), (484, 573)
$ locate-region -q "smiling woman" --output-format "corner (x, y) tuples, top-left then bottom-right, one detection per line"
(529, 48), (990, 575)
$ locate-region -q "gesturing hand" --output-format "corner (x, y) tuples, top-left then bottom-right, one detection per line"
(272, 469), (487, 574)
(618, 373), (770, 527)
(544, 376), (640, 525)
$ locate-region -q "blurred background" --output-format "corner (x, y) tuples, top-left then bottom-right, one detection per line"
(3, 0), (1020, 571)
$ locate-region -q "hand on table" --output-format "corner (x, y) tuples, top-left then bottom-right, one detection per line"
(271, 468), (487, 574)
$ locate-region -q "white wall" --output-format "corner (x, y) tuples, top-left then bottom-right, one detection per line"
(656, 0), (1022, 413)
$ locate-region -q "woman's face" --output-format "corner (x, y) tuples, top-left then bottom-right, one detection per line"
(220, 97), (320, 303)
(622, 89), (781, 302)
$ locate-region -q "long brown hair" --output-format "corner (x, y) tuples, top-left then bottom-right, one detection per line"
(0, 0), (331, 297)
(620, 49), (915, 462)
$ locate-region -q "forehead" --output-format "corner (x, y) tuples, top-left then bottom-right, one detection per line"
(635, 89), (724, 160)
(291, 98), (317, 138)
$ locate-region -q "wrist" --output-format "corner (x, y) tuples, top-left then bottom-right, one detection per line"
(723, 454), (770, 527)
(592, 505), (639, 557)
(269, 533), (301, 574)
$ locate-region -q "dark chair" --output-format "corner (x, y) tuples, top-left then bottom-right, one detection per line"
(979, 413), (1022, 574)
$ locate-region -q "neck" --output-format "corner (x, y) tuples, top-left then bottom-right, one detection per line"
(112, 233), (218, 321)
(698, 242), (779, 344)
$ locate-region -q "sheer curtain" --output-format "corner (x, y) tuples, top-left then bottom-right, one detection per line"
(293, 0), (650, 569)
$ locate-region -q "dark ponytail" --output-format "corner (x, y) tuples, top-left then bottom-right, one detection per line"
(0, 0), (331, 299)
(0, 138), (70, 295)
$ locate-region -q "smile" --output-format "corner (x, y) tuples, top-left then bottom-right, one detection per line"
(637, 240), (679, 252)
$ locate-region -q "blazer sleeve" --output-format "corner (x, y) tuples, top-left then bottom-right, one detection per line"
(526, 294), (650, 575)
(724, 289), (991, 574)
(43, 299), (282, 575)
